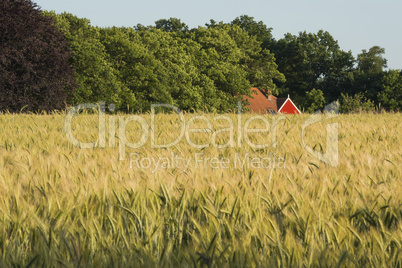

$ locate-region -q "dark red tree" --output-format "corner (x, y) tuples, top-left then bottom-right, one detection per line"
(0, 0), (76, 113)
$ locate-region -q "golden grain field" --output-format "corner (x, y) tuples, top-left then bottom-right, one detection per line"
(0, 111), (401, 267)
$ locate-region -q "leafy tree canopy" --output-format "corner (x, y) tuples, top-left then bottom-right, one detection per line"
(378, 70), (402, 111)
(0, 0), (76, 112)
(357, 46), (387, 75)
(231, 15), (273, 49)
(155, 17), (189, 33)
(11, 5), (399, 113)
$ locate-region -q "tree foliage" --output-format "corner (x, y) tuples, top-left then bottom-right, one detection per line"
(378, 70), (402, 111)
(155, 17), (189, 33)
(270, 30), (355, 101)
(0, 0), (76, 112)
(47, 12), (135, 110)
(231, 15), (273, 49)
(303, 88), (326, 113)
(357, 46), (387, 75)
(339, 92), (375, 113)
(43, 14), (285, 112)
(4, 2), (401, 113)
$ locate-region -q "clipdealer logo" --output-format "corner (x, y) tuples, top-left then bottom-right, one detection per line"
(64, 102), (287, 161)
(64, 101), (339, 168)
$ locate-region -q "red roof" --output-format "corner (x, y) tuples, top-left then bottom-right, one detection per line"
(245, 88), (301, 114)
(244, 87), (277, 114)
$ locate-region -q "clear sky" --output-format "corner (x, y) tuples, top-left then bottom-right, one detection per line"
(34, 0), (402, 70)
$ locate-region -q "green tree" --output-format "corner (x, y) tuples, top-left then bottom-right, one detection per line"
(357, 46), (387, 75)
(100, 27), (174, 112)
(231, 15), (273, 49)
(189, 25), (252, 110)
(347, 46), (388, 103)
(270, 30), (354, 102)
(206, 18), (284, 93)
(137, 28), (207, 110)
(0, 0), (76, 112)
(303, 88), (326, 113)
(378, 69), (402, 111)
(190, 24), (284, 110)
(48, 12), (135, 110)
(339, 92), (375, 113)
(155, 17), (188, 33)
(109, 17), (284, 112)
(224, 24), (285, 92)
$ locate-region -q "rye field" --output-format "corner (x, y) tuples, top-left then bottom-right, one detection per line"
(0, 111), (401, 267)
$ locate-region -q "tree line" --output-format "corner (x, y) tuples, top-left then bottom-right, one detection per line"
(1, 0), (401, 113)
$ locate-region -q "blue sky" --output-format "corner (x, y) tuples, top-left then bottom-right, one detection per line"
(35, 0), (402, 70)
